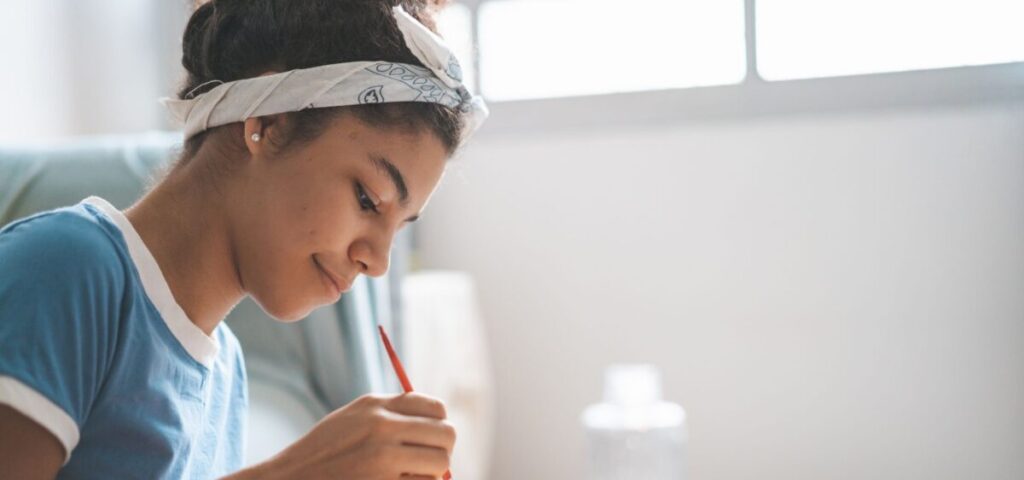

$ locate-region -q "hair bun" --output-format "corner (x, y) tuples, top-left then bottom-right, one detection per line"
(180, 1), (217, 82)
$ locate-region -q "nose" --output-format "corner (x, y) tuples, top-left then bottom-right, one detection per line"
(349, 231), (393, 277)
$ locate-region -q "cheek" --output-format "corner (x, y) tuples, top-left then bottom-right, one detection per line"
(267, 182), (351, 248)
(241, 238), (327, 321)
(242, 207), (360, 318)
(235, 168), (362, 318)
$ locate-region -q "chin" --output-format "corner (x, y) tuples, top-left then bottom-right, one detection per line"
(272, 308), (311, 323)
(252, 292), (317, 322)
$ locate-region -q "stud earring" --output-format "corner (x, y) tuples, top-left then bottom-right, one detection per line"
(250, 133), (262, 142)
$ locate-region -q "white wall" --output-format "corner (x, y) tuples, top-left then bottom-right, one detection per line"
(0, 0), (186, 141)
(417, 101), (1024, 479)
(0, 3), (75, 140)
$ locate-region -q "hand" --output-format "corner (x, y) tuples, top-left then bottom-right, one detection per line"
(228, 392), (456, 479)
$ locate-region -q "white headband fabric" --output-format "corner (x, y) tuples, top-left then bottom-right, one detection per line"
(161, 5), (488, 146)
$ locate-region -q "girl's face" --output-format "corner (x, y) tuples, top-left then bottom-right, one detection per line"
(230, 114), (448, 321)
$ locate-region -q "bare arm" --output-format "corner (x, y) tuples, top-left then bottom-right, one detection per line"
(0, 405), (64, 480)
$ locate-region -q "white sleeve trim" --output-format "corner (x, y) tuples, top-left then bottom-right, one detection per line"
(0, 375), (79, 465)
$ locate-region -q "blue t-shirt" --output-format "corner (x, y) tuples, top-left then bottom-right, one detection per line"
(0, 196), (247, 478)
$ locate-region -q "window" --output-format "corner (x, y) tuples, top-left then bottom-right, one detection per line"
(436, 2), (478, 93)
(476, 0), (747, 101)
(757, 0), (1024, 81)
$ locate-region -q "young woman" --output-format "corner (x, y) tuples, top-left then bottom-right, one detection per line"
(0, 0), (486, 478)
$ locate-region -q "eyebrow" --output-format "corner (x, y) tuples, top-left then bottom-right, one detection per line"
(368, 154), (420, 223)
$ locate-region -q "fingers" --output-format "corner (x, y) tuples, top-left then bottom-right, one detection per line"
(350, 393), (454, 477)
(385, 411), (457, 452)
(274, 393), (455, 479)
(385, 392), (448, 420)
(352, 394), (456, 452)
(389, 442), (450, 478)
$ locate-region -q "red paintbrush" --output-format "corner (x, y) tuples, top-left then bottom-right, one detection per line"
(378, 325), (453, 480)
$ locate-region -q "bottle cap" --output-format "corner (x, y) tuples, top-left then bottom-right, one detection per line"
(603, 364), (662, 406)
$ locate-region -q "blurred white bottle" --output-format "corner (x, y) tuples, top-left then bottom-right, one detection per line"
(581, 364), (687, 480)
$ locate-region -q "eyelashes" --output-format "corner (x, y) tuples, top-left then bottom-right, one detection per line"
(355, 182), (380, 214)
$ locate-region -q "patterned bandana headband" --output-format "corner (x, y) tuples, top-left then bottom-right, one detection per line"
(161, 5), (488, 147)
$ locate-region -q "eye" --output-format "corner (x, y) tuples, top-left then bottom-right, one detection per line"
(355, 182), (379, 213)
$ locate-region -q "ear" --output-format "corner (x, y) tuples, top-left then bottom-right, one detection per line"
(242, 114), (286, 157)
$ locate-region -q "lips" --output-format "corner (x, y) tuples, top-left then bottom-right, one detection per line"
(313, 255), (351, 298)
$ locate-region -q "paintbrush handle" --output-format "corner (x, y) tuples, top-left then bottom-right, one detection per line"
(378, 326), (454, 480)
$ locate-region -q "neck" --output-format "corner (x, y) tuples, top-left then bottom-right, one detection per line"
(124, 160), (245, 336)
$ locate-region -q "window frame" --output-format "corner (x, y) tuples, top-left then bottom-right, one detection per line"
(453, 0), (1024, 137)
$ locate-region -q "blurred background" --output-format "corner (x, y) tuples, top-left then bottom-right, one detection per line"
(3, 0), (1023, 478)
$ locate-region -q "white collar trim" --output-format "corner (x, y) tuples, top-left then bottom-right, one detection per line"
(82, 196), (219, 368)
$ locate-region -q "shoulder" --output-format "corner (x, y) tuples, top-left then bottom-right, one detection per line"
(1, 203), (127, 278)
(0, 203), (137, 454)
(0, 203), (129, 299)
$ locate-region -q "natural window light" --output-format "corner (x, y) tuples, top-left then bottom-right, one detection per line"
(757, 0), (1024, 81)
(476, 0), (747, 101)
(436, 2), (478, 93)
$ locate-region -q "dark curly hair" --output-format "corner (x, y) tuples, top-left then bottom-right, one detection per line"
(176, 0), (464, 163)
